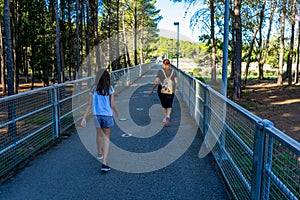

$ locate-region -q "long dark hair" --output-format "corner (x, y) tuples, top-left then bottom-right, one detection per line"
(95, 68), (111, 96)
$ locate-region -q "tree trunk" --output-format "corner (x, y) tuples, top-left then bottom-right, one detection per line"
(79, 1), (84, 77)
(41, 7), (49, 86)
(139, 11), (144, 64)
(122, 9), (130, 68)
(287, 0), (296, 86)
(30, 30), (35, 90)
(24, 47), (29, 83)
(229, 0), (235, 79)
(260, 0), (277, 76)
(31, 61), (34, 90)
(75, 0), (80, 79)
(117, 0), (122, 69)
(67, 1), (74, 80)
(13, 0), (19, 94)
(4, 0), (14, 96)
(107, 0), (112, 69)
(60, 41), (65, 82)
(85, 0), (91, 76)
(60, 1), (66, 83)
(0, 20), (5, 94)
(258, 25), (263, 80)
(295, 12), (300, 84)
(233, 0), (242, 99)
(243, 0), (266, 85)
(134, 0), (138, 66)
(55, 0), (61, 83)
(116, 0), (121, 69)
(139, 29), (144, 64)
(277, 0), (286, 85)
(4, 0), (16, 136)
(230, 21), (235, 79)
(210, 0), (216, 82)
(93, 0), (100, 70)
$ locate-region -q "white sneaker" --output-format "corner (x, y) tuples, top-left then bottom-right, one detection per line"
(101, 164), (111, 173)
(97, 154), (103, 160)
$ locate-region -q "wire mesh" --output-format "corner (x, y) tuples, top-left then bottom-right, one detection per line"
(175, 67), (300, 200)
(263, 130), (300, 200)
(58, 83), (76, 133)
(0, 88), (55, 176)
(0, 63), (153, 177)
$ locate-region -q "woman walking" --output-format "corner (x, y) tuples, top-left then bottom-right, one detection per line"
(81, 68), (119, 173)
(150, 59), (178, 123)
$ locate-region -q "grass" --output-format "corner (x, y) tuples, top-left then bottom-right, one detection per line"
(238, 100), (257, 111)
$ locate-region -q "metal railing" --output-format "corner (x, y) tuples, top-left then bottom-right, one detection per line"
(0, 63), (299, 200)
(175, 67), (300, 200)
(0, 63), (153, 177)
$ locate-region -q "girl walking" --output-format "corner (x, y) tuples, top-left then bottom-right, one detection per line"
(81, 68), (119, 173)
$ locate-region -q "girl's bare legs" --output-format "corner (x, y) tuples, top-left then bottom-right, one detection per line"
(96, 128), (104, 156)
(102, 127), (111, 165)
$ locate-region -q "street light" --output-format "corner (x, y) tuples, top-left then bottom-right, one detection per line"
(170, 38), (173, 63)
(174, 22), (179, 68)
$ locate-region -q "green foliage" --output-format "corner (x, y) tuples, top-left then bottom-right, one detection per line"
(3, 0), (300, 91)
(193, 68), (200, 75)
(15, 0), (55, 83)
(2, 0), (163, 87)
(195, 76), (206, 83)
(148, 36), (202, 59)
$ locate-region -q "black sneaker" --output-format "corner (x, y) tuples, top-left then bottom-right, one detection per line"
(101, 164), (111, 173)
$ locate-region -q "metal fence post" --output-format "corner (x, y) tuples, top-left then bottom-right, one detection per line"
(188, 78), (192, 116)
(251, 119), (273, 200)
(121, 70), (125, 88)
(111, 73), (115, 86)
(139, 64), (142, 77)
(263, 134), (274, 199)
(52, 85), (60, 139)
(127, 68), (130, 86)
(202, 85), (209, 136)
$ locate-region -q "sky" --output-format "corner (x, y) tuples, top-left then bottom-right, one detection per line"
(155, 0), (201, 43)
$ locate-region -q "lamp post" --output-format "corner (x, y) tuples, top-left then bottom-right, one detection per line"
(174, 22), (179, 68)
(222, 0), (229, 97)
(170, 38), (173, 63)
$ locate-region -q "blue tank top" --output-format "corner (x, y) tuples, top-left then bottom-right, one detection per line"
(90, 85), (115, 116)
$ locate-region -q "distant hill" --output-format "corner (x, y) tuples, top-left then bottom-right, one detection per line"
(158, 29), (199, 43)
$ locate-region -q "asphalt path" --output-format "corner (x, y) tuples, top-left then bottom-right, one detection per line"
(0, 65), (230, 200)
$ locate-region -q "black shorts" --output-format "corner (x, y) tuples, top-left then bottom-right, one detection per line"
(157, 85), (175, 108)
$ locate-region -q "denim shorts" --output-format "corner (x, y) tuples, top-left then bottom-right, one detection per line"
(94, 115), (114, 128)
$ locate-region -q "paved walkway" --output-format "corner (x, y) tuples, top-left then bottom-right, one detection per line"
(0, 65), (230, 200)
